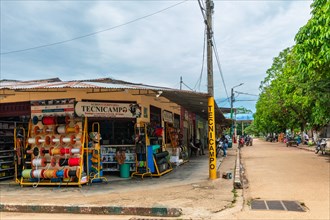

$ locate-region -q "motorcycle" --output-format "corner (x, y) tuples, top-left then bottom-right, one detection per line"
(216, 139), (223, 157)
(238, 137), (245, 148)
(245, 136), (253, 146)
(315, 138), (327, 155)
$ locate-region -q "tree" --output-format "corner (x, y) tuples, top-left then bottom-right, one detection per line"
(254, 0), (330, 135)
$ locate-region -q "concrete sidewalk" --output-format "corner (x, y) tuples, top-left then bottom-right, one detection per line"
(0, 146), (240, 219)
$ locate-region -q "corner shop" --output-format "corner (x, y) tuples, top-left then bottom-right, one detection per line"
(0, 78), (228, 186)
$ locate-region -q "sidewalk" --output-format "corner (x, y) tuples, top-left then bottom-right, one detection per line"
(0, 146), (240, 219)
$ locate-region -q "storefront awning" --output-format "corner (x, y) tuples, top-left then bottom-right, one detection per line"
(0, 77), (228, 125)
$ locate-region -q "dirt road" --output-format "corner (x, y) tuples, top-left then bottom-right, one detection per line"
(233, 139), (330, 220)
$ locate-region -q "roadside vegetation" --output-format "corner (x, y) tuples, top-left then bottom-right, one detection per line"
(253, 0), (330, 136)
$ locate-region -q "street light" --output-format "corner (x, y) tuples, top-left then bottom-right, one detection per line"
(230, 83), (244, 142)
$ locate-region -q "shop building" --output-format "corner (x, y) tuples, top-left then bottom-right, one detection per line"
(0, 78), (227, 186)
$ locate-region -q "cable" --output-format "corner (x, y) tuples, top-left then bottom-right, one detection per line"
(234, 91), (259, 96)
(194, 27), (206, 91)
(212, 37), (230, 104)
(1, 0), (188, 55)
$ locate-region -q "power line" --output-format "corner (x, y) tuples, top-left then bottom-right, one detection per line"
(212, 37), (230, 104)
(1, 0), (188, 55)
(235, 91), (259, 96)
(193, 27), (206, 91)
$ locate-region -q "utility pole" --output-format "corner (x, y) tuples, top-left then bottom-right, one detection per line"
(230, 88), (234, 138)
(180, 76), (182, 90)
(205, 0), (216, 180)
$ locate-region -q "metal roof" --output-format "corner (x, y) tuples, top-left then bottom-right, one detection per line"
(0, 78), (228, 124)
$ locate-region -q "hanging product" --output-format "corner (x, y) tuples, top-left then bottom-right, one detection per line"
(28, 136), (51, 146)
(56, 125), (80, 134)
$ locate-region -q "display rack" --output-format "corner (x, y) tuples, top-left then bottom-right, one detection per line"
(132, 122), (172, 178)
(101, 145), (136, 172)
(89, 122), (107, 183)
(14, 126), (26, 183)
(0, 121), (16, 181)
(131, 122), (152, 178)
(19, 116), (88, 187)
(166, 123), (179, 147)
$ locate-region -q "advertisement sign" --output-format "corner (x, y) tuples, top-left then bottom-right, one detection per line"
(31, 98), (75, 118)
(163, 110), (173, 123)
(75, 102), (141, 118)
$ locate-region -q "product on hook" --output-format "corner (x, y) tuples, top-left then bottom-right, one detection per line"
(43, 169), (58, 179)
(63, 167), (80, 178)
(56, 124), (80, 134)
(58, 158), (80, 167)
(32, 115), (76, 125)
(61, 135), (81, 145)
(25, 158), (56, 167)
(33, 125), (54, 135)
(49, 135), (62, 145)
(26, 147), (40, 156)
(28, 136), (51, 146)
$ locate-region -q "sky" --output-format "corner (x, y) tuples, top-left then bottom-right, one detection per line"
(0, 0), (312, 113)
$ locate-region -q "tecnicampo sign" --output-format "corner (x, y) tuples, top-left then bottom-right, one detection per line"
(75, 102), (141, 118)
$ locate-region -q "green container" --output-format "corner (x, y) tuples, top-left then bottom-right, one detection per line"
(119, 163), (130, 178)
(228, 140), (233, 148)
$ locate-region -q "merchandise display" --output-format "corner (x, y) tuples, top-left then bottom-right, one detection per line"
(132, 122), (172, 178)
(0, 121), (16, 180)
(20, 114), (88, 187)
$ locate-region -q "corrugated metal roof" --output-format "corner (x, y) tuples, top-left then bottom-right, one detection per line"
(0, 77), (228, 124)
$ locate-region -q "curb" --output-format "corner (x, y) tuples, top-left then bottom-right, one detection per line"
(0, 204), (182, 217)
(234, 148), (242, 189)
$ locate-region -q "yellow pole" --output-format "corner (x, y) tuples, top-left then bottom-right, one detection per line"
(208, 96), (217, 179)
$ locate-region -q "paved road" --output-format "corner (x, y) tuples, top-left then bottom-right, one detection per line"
(233, 139), (330, 220)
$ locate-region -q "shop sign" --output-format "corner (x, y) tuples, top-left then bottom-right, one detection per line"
(31, 98), (75, 117)
(75, 102), (141, 118)
(163, 110), (173, 123)
(184, 110), (188, 120)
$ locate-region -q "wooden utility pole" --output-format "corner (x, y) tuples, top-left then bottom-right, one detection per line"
(206, 0), (216, 180)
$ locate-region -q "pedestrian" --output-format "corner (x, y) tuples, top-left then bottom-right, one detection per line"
(221, 135), (228, 157)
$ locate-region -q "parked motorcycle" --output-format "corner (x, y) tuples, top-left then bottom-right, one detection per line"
(238, 137), (245, 148)
(245, 135), (253, 146)
(216, 139), (223, 157)
(315, 138), (327, 155)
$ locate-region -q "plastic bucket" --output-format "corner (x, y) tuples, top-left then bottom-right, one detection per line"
(119, 164), (130, 178)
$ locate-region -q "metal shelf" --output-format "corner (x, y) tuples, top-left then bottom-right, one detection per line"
(0, 175), (14, 180)
(0, 150), (15, 153)
(0, 161), (14, 164)
(0, 155), (14, 159)
(0, 167), (14, 171)
(101, 145), (135, 148)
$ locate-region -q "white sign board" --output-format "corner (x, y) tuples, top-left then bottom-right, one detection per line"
(75, 102), (141, 118)
(31, 98), (75, 118)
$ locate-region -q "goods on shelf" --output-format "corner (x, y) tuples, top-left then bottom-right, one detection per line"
(19, 114), (87, 187)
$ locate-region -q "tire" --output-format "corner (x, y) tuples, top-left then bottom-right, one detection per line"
(315, 149), (319, 154)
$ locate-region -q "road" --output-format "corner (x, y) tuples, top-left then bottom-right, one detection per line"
(233, 139), (330, 220)
(2, 139), (329, 220)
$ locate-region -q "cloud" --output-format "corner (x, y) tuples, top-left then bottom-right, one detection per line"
(0, 1), (312, 112)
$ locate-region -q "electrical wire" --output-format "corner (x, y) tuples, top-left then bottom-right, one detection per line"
(212, 37), (230, 104)
(193, 27), (206, 91)
(234, 91), (259, 96)
(1, 0), (188, 55)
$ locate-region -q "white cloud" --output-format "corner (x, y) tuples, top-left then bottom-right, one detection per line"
(0, 1), (312, 112)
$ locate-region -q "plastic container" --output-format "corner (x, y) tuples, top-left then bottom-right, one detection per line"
(119, 163), (130, 178)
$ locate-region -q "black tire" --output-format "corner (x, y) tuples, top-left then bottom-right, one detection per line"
(315, 149), (319, 154)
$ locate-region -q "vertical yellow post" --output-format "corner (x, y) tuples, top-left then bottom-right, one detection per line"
(208, 96), (217, 179)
